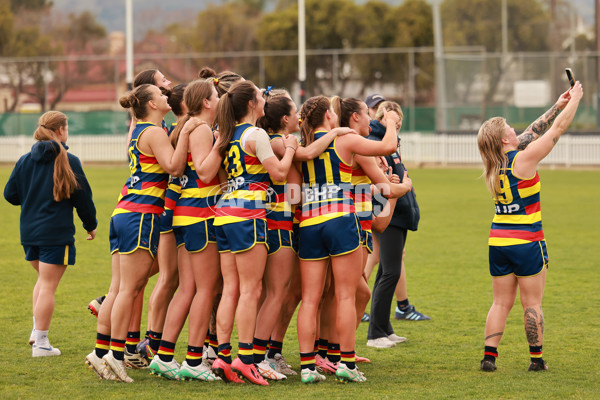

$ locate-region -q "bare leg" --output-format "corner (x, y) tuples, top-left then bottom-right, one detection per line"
(111, 250), (154, 341)
(160, 247), (196, 344)
(216, 251), (239, 346)
(254, 248), (295, 343)
(148, 232), (179, 334)
(187, 244), (221, 347)
(484, 274), (518, 348)
(33, 262), (67, 331)
(234, 245), (268, 343)
(518, 268), (546, 347)
(297, 259), (328, 353)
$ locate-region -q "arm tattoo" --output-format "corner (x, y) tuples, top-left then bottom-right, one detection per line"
(485, 332), (503, 341)
(552, 137), (559, 145)
(518, 104), (561, 149)
(525, 307), (541, 345)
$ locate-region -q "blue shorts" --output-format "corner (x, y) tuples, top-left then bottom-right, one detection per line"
(298, 214), (361, 260)
(267, 229), (297, 255)
(160, 209), (174, 234)
(489, 241), (549, 277)
(215, 219), (267, 253)
(361, 229), (373, 254)
(24, 244), (76, 266)
(173, 219), (216, 253)
(109, 212), (160, 258)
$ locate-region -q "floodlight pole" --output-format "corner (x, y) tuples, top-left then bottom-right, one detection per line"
(126, 0), (133, 90)
(432, 0), (447, 132)
(298, 0), (306, 103)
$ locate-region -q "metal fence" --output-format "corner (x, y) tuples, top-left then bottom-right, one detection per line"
(1, 133), (598, 166)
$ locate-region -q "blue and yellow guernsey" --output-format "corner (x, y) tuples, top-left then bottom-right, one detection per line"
(113, 121), (169, 216)
(351, 165), (373, 233)
(213, 123), (270, 225)
(164, 122), (181, 217)
(489, 150), (544, 246)
(173, 133), (222, 226)
(299, 131), (355, 227)
(266, 132), (294, 231)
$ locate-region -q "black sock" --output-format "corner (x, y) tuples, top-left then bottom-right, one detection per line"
(483, 346), (498, 363)
(397, 298), (410, 310)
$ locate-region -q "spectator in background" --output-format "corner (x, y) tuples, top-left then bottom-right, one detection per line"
(4, 111), (97, 357)
(365, 99), (429, 350)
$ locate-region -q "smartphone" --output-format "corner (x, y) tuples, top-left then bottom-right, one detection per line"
(565, 68), (575, 87)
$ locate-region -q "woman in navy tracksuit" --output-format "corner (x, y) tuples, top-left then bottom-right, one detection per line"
(4, 111), (97, 357)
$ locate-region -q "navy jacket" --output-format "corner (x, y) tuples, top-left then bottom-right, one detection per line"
(4, 141), (97, 246)
(368, 120), (420, 231)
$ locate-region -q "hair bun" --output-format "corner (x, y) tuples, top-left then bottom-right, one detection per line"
(198, 67), (216, 79)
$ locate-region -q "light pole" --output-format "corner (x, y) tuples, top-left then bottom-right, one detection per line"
(125, 0), (133, 90)
(298, 0), (306, 103)
(432, 0), (447, 132)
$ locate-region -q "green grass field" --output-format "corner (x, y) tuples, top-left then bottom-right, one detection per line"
(0, 165), (598, 399)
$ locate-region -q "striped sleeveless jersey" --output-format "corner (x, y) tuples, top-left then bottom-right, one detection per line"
(173, 133), (222, 226)
(489, 150), (544, 246)
(213, 123), (270, 225)
(299, 131), (355, 227)
(113, 121), (169, 216)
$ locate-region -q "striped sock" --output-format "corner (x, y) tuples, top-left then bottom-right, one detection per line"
(186, 345), (203, 367)
(484, 346), (498, 362)
(110, 338), (126, 361)
(327, 342), (341, 363)
(125, 331), (141, 353)
(238, 342), (254, 365)
(313, 339), (319, 353)
(204, 331), (210, 349)
(95, 332), (110, 358)
(267, 340), (283, 359)
(341, 350), (356, 370)
(217, 343), (232, 364)
(148, 331), (162, 353)
(209, 333), (218, 357)
(157, 340), (176, 362)
(253, 338), (269, 364)
(300, 352), (316, 371)
(529, 345), (543, 363)
(317, 339), (329, 358)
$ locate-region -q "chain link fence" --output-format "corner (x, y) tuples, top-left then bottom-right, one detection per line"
(1, 48), (598, 136)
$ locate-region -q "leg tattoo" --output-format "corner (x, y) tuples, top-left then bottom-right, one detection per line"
(485, 332), (503, 341)
(525, 308), (540, 345)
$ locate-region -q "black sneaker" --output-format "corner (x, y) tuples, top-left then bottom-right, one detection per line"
(395, 305), (431, 321)
(480, 359), (497, 372)
(361, 313), (370, 322)
(528, 360), (548, 371)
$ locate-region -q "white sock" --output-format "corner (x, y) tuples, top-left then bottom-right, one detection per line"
(35, 330), (50, 347)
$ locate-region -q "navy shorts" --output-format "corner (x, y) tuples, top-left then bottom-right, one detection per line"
(173, 219), (217, 253)
(215, 219), (267, 253)
(298, 214), (361, 260)
(267, 229), (297, 255)
(361, 229), (373, 254)
(109, 212), (160, 258)
(160, 209), (174, 234)
(24, 244), (76, 266)
(489, 240), (549, 277)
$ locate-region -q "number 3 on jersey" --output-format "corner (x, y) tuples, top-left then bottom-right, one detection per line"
(226, 146), (243, 177)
